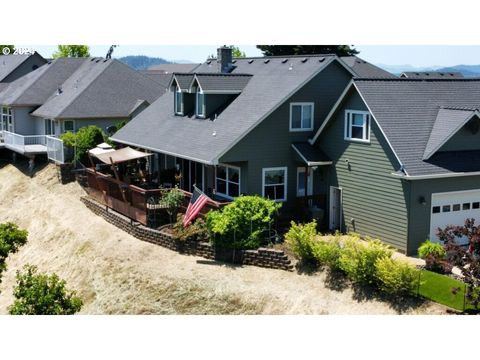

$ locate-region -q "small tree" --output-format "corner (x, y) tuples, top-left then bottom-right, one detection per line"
(8, 264), (83, 315)
(71, 126), (106, 164)
(230, 46), (246, 58)
(0, 223), (28, 288)
(160, 188), (185, 224)
(52, 45), (90, 58)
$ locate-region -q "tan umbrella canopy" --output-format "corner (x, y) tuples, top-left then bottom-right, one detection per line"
(93, 146), (152, 165)
(88, 142), (115, 156)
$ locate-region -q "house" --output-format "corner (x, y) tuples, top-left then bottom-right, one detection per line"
(111, 47), (393, 218)
(0, 52), (47, 83)
(31, 58), (164, 137)
(311, 78), (480, 254)
(400, 71), (464, 79)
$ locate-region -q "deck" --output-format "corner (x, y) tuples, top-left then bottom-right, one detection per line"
(0, 131), (64, 162)
(83, 167), (228, 227)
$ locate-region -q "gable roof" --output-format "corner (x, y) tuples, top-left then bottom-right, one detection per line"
(423, 108), (479, 160)
(0, 58), (87, 106)
(0, 53), (46, 82)
(400, 71), (464, 79)
(191, 73), (252, 93)
(138, 70), (172, 89)
(348, 79), (480, 177)
(170, 74), (195, 91)
(112, 54), (353, 165)
(340, 56), (396, 78)
(32, 58), (164, 119)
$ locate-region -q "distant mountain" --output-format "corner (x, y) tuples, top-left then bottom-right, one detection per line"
(375, 63), (480, 77)
(118, 55), (171, 70)
(436, 65), (480, 77)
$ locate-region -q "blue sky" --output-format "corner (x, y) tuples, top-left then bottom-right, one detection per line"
(20, 45), (480, 67)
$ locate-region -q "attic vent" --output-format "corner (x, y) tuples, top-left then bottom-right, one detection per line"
(56, 87), (63, 95)
(301, 58), (308, 63)
(282, 59), (288, 63)
(248, 59), (254, 64)
(103, 59), (108, 62)
(264, 59), (270, 64)
(207, 60), (212, 65)
(90, 58), (95, 61)
(318, 57), (325, 62)
(96, 59), (101, 63)
(232, 60), (237, 64)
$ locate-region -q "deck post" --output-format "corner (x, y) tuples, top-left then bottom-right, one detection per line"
(110, 156), (128, 203)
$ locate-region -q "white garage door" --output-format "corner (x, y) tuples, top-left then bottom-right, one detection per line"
(430, 190), (480, 245)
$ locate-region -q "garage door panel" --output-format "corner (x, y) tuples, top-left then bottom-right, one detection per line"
(430, 190), (480, 245)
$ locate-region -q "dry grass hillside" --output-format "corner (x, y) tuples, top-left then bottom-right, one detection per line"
(0, 160), (446, 314)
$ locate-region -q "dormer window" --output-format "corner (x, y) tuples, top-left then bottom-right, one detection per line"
(175, 86), (183, 115)
(196, 87), (205, 118)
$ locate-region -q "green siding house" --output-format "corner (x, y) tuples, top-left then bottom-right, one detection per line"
(111, 47), (393, 218)
(312, 78), (480, 255)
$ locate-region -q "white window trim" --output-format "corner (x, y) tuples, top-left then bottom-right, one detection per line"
(63, 119), (76, 133)
(262, 166), (288, 202)
(196, 87), (205, 118)
(175, 86), (183, 115)
(1, 106), (14, 132)
(344, 109), (371, 143)
(215, 164), (241, 200)
(289, 102), (314, 132)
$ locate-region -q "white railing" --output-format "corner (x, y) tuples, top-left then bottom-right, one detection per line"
(46, 135), (65, 164)
(1, 131), (65, 164)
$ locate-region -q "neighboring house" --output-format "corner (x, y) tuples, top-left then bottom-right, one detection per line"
(0, 58), (87, 136)
(311, 78), (480, 254)
(111, 47), (393, 217)
(400, 71), (464, 79)
(32, 58), (164, 137)
(340, 56), (396, 78)
(0, 52), (47, 83)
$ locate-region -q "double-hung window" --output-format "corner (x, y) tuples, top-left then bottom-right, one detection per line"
(344, 110), (370, 142)
(290, 103), (314, 131)
(262, 167), (287, 202)
(63, 120), (75, 133)
(196, 87), (205, 118)
(1, 107), (13, 132)
(216, 165), (240, 199)
(175, 86), (183, 115)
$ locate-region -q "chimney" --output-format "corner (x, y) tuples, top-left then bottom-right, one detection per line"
(217, 46), (233, 73)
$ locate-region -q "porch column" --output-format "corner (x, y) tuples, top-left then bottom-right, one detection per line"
(304, 165), (309, 208)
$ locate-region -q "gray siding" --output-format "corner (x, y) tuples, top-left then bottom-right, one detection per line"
(408, 176), (480, 255)
(12, 106), (36, 135)
(220, 61), (352, 209)
(318, 88), (410, 253)
(439, 121), (480, 152)
(2, 53), (47, 83)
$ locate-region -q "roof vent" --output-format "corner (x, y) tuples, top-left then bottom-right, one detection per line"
(232, 59), (237, 64)
(264, 59), (270, 64)
(318, 57), (325, 62)
(288, 64), (293, 71)
(282, 59), (288, 63)
(248, 59), (254, 64)
(90, 58), (95, 61)
(103, 59), (108, 62)
(206, 60), (212, 65)
(301, 58), (308, 63)
(56, 87), (63, 95)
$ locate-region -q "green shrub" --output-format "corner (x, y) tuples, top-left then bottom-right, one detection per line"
(339, 237), (393, 285)
(59, 131), (76, 148)
(206, 196), (281, 250)
(173, 214), (209, 242)
(0, 222), (28, 287)
(285, 221), (318, 264)
(418, 240), (446, 259)
(313, 236), (342, 270)
(8, 264), (83, 315)
(73, 125), (106, 164)
(375, 257), (420, 296)
(160, 188), (185, 223)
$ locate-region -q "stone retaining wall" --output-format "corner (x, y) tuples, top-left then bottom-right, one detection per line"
(81, 196), (293, 271)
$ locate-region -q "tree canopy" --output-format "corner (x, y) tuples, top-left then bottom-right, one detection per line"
(52, 45), (90, 58)
(256, 45), (359, 57)
(231, 46), (246, 58)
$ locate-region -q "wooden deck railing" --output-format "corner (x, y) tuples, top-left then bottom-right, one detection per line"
(84, 168), (228, 226)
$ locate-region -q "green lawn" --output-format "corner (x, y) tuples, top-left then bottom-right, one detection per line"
(417, 270), (471, 311)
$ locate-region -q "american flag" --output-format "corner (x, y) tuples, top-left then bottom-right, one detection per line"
(183, 186), (209, 227)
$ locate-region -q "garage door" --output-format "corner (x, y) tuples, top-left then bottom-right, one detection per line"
(430, 190), (480, 245)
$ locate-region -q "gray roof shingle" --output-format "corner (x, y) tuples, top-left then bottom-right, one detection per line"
(341, 56), (396, 78)
(354, 79), (480, 176)
(0, 53), (43, 82)
(193, 74), (252, 93)
(292, 142), (332, 165)
(148, 63), (201, 73)
(112, 55), (342, 164)
(32, 58), (164, 119)
(0, 58), (87, 106)
(138, 70), (172, 89)
(400, 71), (464, 79)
